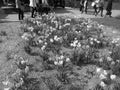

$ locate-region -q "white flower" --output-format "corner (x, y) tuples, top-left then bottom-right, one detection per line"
(99, 58), (103, 62)
(50, 38), (54, 42)
(44, 42), (47, 45)
(94, 38), (97, 41)
(111, 61), (115, 65)
(96, 67), (102, 73)
(4, 88), (10, 90)
(70, 43), (73, 46)
(87, 25), (92, 28)
(2, 80), (10, 86)
(109, 51), (112, 54)
(28, 26), (34, 31)
(74, 40), (78, 44)
(99, 74), (106, 80)
(86, 45), (89, 48)
(110, 74), (116, 80)
(103, 70), (108, 75)
(116, 60), (120, 63)
(100, 81), (106, 87)
(59, 60), (63, 65)
(54, 35), (59, 41)
(60, 55), (64, 59)
(90, 41), (93, 45)
(66, 58), (70, 62)
(90, 38), (94, 40)
(107, 57), (112, 61)
(59, 26), (62, 29)
(41, 46), (46, 51)
(77, 43), (81, 47)
(96, 40), (100, 44)
(21, 60), (26, 64)
(38, 39), (43, 43)
(25, 66), (29, 73)
(63, 23), (70, 27)
(54, 61), (58, 65)
(70, 43), (76, 47)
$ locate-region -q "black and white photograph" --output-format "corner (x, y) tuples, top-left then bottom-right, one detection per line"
(0, 0), (120, 90)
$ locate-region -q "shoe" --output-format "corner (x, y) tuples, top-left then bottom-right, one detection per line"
(101, 15), (103, 17)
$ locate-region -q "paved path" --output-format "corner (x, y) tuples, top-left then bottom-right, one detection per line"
(0, 6), (120, 22)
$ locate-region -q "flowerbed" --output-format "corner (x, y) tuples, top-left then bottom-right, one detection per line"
(3, 14), (120, 90)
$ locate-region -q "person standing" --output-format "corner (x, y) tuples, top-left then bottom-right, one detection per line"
(16, 0), (24, 20)
(106, 0), (113, 17)
(84, 0), (88, 14)
(29, 0), (38, 18)
(92, 0), (100, 16)
(96, 0), (105, 17)
(80, 0), (85, 13)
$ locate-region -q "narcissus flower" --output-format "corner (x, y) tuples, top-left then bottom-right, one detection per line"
(50, 38), (54, 42)
(107, 57), (112, 61)
(99, 74), (106, 80)
(100, 81), (106, 87)
(66, 58), (70, 62)
(110, 74), (116, 80)
(4, 88), (10, 90)
(96, 67), (102, 73)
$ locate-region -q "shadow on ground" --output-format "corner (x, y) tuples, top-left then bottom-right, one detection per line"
(55, 7), (73, 14)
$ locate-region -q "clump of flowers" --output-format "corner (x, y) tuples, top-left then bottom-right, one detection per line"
(19, 13), (120, 90)
(95, 67), (119, 89)
(2, 55), (29, 90)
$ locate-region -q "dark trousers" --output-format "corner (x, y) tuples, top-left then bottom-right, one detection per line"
(79, 5), (84, 13)
(31, 7), (37, 18)
(93, 5), (97, 15)
(97, 7), (104, 16)
(18, 8), (24, 20)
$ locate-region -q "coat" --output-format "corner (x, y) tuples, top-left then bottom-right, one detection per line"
(42, 0), (48, 5)
(16, 0), (21, 8)
(106, 0), (113, 11)
(29, 0), (39, 7)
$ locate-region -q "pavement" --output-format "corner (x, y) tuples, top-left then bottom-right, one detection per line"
(0, 6), (120, 22)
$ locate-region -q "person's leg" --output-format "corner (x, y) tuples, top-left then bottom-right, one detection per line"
(81, 6), (84, 13)
(21, 9), (24, 20)
(93, 5), (97, 15)
(85, 3), (88, 14)
(31, 7), (34, 18)
(96, 7), (101, 16)
(94, 5), (98, 16)
(19, 9), (23, 20)
(18, 8), (21, 20)
(100, 7), (103, 17)
(80, 5), (82, 11)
